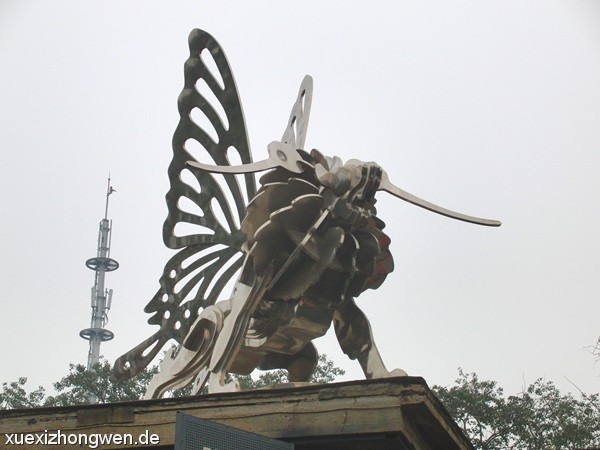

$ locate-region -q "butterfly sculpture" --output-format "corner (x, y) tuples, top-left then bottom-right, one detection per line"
(113, 29), (501, 397)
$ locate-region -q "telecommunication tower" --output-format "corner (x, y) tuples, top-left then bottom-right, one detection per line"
(79, 177), (118, 374)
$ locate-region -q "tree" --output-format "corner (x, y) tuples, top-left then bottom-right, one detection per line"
(0, 354), (344, 408)
(0, 378), (45, 409)
(44, 360), (158, 406)
(432, 369), (512, 449)
(0, 360), (159, 409)
(507, 378), (600, 450)
(432, 369), (600, 450)
(590, 336), (600, 363)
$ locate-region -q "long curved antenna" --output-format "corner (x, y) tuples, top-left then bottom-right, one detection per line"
(187, 76), (314, 176)
(281, 76), (313, 149)
(379, 171), (501, 227)
(187, 141), (307, 174)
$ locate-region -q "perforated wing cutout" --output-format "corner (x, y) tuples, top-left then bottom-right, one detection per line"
(114, 29), (256, 379)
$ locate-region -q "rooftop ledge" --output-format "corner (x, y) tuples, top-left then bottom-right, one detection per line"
(0, 376), (474, 450)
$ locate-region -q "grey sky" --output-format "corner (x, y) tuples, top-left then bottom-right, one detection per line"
(1, 1), (599, 397)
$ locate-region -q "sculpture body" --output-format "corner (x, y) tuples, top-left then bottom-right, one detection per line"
(113, 29), (500, 397)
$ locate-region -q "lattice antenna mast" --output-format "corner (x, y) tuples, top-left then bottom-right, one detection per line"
(80, 177), (118, 380)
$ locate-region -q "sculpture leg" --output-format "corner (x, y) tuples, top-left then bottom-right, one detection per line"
(143, 346), (195, 399)
(259, 342), (318, 383)
(333, 298), (407, 379)
(287, 342), (318, 382)
(206, 282), (252, 392)
(143, 301), (229, 399)
(207, 265), (272, 392)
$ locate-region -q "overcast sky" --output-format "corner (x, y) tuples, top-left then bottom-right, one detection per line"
(1, 1), (600, 398)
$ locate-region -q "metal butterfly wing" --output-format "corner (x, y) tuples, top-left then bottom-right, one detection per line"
(114, 29), (256, 380)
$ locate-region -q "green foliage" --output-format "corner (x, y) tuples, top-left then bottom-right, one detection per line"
(310, 353), (346, 383)
(0, 354), (344, 408)
(509, 379), (600, 450)
(43, 360), (158, 406)
(433, 369), (600, 450)
(0, 378), (45, 409)
(433, 369), (512, 449)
